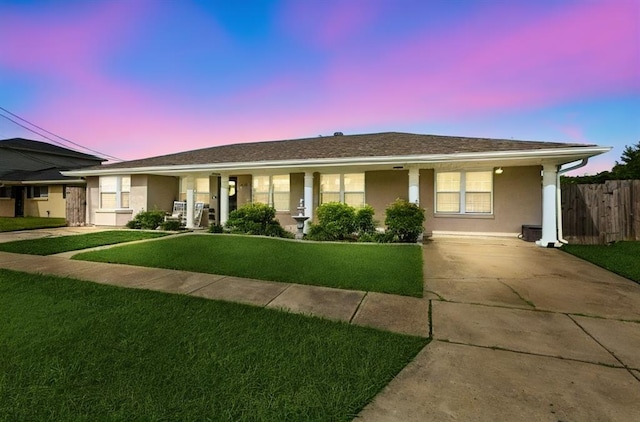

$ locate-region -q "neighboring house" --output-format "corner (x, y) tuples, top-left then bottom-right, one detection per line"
(0, 138), (105, 224)
(64, 132), (610, 246)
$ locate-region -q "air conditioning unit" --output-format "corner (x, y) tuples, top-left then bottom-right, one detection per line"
(521, 225), (542, 242)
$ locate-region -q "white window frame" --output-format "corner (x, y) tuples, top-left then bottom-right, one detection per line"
(99, 175), (131, 209)
(179, 177), (210, 205)
(319, 173), (365, 208)
(252, 174), (290, 212)
(435, 170), (493, 215)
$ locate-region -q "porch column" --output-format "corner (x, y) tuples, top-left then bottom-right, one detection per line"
(408, 167), (420, 204)
(303, 172), (313, 233)
(185, 176), (195, 229)
(536, 164), (560, 247)
(220, 175), (229, 226)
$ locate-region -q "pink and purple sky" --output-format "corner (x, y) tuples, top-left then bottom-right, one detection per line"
(1, 0), (638, 174)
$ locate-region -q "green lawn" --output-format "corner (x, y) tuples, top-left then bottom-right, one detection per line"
(0, 269), (428, 421)
(0, 231), (170, 255)
(0, 217), (66, 232)
(74, 234), (424, 297)
(562, 241), (640, 283)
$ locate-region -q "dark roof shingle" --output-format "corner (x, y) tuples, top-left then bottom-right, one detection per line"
(95, 132), (595, 170)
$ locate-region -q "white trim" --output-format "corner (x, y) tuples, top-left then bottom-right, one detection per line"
(536, 164), (561, 247)
(63, 146), (611, 177)
(20, 179), (86, 185)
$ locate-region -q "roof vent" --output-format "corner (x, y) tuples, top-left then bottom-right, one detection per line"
(333, 132), (343, 136)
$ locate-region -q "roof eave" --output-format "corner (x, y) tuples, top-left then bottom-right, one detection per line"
(63, 146), (612, 176)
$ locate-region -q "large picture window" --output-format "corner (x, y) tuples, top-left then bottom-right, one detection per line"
(320, 173), (365, 208)
(180, 177), (210, 204)
(252, 174), (290, 211)
(100, 176), (130, 209)
(436, 171), (492, 214)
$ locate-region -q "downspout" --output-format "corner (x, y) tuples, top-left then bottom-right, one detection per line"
(556, 159), (589, 244)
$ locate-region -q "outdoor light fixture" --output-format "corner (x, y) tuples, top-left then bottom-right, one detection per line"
(494, 167), (504, 175)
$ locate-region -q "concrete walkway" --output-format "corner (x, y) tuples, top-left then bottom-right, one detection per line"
(357, 237), (640, 421)
(0, 227), (428, 337)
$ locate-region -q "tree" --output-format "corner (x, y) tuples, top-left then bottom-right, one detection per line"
(562, 141), (640, 184)
(611, 141), (640, 180)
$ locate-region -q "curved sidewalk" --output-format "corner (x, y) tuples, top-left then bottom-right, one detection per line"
(0, 249), (430, 338)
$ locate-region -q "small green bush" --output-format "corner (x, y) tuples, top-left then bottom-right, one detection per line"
(384, 199), (425, 243)
(307, 202), (357, 241)
(225, 203), (289, 238)
(127, 210), (166, 230)
(160, 220), (182, 231)
(355, 205), (376, 235)
(208, 223), (224, 233)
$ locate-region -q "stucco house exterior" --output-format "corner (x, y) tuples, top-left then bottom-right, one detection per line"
(64, 132), (609, 246)
(0, 138), (104, 223)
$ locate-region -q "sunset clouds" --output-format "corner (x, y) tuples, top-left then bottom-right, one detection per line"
(0, 0), (637, 174)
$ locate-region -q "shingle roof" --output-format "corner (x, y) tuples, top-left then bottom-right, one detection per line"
(0, 168), (82, 182)
(95, 132), (588, 169)
(93, 131), (595, 170)
(0, 138), (104, 161)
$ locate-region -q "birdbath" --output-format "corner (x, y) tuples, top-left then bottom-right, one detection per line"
(292, 198), (309, 240)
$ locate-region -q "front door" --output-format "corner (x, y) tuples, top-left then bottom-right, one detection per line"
(229, 177), (238, 212)
(12, 186), (24, 217)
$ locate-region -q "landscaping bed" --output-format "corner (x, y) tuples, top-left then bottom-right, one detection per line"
(0, 269), (428, 421)
(74, 234), (424, 297)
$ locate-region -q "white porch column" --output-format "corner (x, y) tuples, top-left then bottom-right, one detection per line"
(220, 175), (229, 226)
(303, 172), (314, 233)
(537, 164), (560, 247)
(185, 176), (195, 229)
(408, 167), (420, 204)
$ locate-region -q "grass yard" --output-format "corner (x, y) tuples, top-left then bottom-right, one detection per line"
(562, 241), (640, 283)
(74, 234), (424, 297)
(0, 230), (170, 255)
(0, 269), (428, 421)
(0, 217), (66, 232)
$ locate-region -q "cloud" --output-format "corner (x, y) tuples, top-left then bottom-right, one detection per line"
(0, 1), (149, 82)
(278, 0), (382, 49)
(316, 0), (640, 122)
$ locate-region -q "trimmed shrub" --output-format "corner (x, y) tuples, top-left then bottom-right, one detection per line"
(160, 220), (182, 231)
(384, 199), (425, 243)
(307, 202), (357, 241)
(224, 203), (289, 237)
(355, 205), (376, 235)
(208, 223), (224, 233)
(127, 210), (166, 230)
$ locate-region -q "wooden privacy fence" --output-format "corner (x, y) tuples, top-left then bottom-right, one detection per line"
(561, 180), (640, 244)
(65, 186), (86, 226)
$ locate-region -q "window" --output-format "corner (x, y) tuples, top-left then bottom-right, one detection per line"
(436, 171), (492, 214)
(252, 175), (290, 211)
(100, 176), (130, 209)
(179, 177), (210, 204)
(320, 173), (365, 208)
(0, 186), (10, 198)
(27, 186), (48, 199)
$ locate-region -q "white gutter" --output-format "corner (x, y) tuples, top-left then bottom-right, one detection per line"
(556, 158), (590, 244)
(63, 146), (611, 177)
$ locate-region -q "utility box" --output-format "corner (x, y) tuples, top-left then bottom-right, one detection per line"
(521, 225), (542, 242)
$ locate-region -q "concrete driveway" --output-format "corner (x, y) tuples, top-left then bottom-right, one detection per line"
(359, 237), (640, 421)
